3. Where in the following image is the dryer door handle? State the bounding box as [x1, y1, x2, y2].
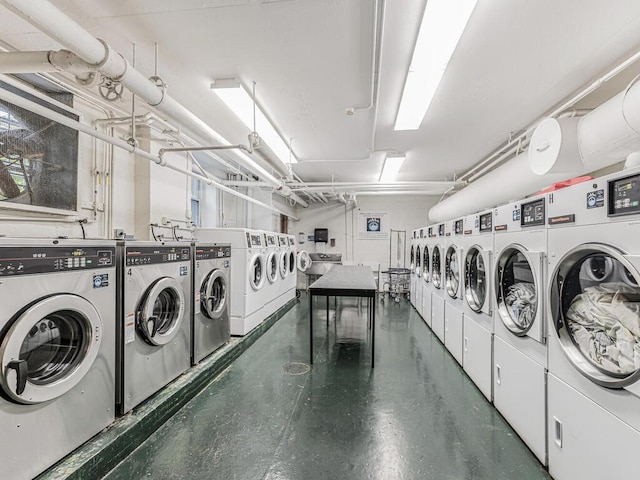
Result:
[7, 359, 27, 395]
[147, 316, 159, 338]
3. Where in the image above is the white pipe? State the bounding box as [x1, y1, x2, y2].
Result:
[0, 0, 309, 207]
[0, 86, 297, 219]
[0, 51, 53, 73]
[428, 153, 571, 223]
[289, 181, 460, 188]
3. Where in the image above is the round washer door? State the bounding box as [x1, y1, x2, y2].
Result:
[422, 246, 430, 283]
[279, 251, 288, 279]
[288, 251, 295, 275]
[137, 277, 186, 346]
[549, 243, 640, 388]
[465, 245, 488, 313]
[445, 245, 461, 298]
[200, 269, 227, 320]
[0, 294, 102, 405]
[266, 252, 278, 284]
[432, 245, 442, 289]
[495, 244, 539, 336]
[415, 246, 422, 277]
[410, 246, 415, 273]
[250, 254, 266, 290]
[297, 251, 311, 272]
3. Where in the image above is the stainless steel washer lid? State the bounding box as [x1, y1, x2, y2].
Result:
[550, 243, 640, 388]
[0, 294, 102, 404]
[200, 268, 227, 320]
[137, 276, 186, 346]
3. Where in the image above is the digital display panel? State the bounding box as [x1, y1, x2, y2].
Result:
[521, 197, 545, 227]
[479, 212, 492, 233]
[250, 234, 262, 246]
[609, 173, 640, 217]
[454, 219, 463, 235]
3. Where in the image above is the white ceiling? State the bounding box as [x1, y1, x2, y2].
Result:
[2, 0, 640, 185]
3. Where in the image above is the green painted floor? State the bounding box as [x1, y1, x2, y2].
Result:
[104, 295, 551, 480]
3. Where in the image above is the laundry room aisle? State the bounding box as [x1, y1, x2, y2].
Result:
[104, 295, 550, 480]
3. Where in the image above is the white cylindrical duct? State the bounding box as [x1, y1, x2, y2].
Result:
[528, 117, 582, 175]
[428, 153, 570, 223]
[0, 51, 54, 73]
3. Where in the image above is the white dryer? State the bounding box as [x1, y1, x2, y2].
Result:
[431, 223, 446, 343]
[117, 241, 191, 414]
[546, 168, 640, 480]
[420, 227, 432, 328]
[461, 210, 494, 401]
[194, 229, 266, 336]
[415, 228, 425, 319]
[492, 193, 548, 464]
[262, 231, 280, 318]
[192, 243, 230, 365]
[284, 235, 297, 302]
[444, 218, 466, 365]
[0, 239, 116, 480]
[410, 230, 418, 308]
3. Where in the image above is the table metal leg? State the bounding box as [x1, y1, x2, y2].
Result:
[371, 294, 375, 368]
[310, 293, 314, 364]
[326, 295, 329, 328]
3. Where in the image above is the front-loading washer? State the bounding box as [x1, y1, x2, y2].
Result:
[461, 209, 494, 401]
[283, 235, 297, 303]
[0, 239, 116, 480]
[431, 223, 446, 343]
[444, 217, 466, 365]
[492, 192, 548, 464]
[416, 228, 425, 319]
[545, 167, 640, 480]
[410, 230, 418, 308]
[262, 231, 280, 318]
[421, 226, 432, 328]
[192, 243, 230, 365]
[116, 241, 191, 414]
[194, 228, 266, 336]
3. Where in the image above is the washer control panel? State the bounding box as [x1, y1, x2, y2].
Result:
[125, 246, 190, 266]
[0, 246, 114, 276]
[609, 172, 640, 217]
[195, 245, 231, 260]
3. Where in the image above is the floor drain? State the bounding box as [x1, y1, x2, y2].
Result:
[282, 362, 310, 375]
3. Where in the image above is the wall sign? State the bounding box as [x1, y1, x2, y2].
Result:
[358, 211, 390, 240]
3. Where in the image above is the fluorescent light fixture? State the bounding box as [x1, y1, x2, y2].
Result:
[379, 154, 405, 182]
[211, 80, 297, 164]
[394, 0, 478, 131]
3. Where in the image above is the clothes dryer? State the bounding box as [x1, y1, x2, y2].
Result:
[444, 218, 466, 365]
[546, 168, 640, 480]
[192, 243, 230, 365]
[282, 235, 297, 304]
[420, 227, 432, 328]
[492, 192, 548, 464]
[415, 228, 425, 319]
[194, 229, 266, 336]
[410, 230, 418, 308]
[0, 239, 116, 480]
[431, 223, 446, 343]
[117, 241, 191, 414]
[462, 210, 494, 401]
[262, 231, 280, 317]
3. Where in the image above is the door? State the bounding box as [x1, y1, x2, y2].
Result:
[279, 251, 288, 279]
[266, 252, 278, 284]
[136, 277, 186, 346]
[422, 245, 430, 283]
[288, 250, 296, 275]
[297, 251, 311, 272]
[415, 245, 422, 277]
[465, 245, 491, 316]
[445, 244, 462, 299]
[495, 243, 545, 343]
[200, 268, 227, 320]
[549, 243, 640, 388]
[0, 294, 102, 404]
[249, 254, 265, 290]
[410, 245, 415, 273]
[432, 245, 442, 290]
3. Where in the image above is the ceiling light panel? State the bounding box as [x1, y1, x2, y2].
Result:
[394, 0, 478, 131]
[379, 154, 405, 182]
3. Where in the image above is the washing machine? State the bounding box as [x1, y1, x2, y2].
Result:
[192, 243, 230, 365]
[545, 167, 640, 480]
[444, 217, 466, 365]
[492, 192, 548, 464]
[462, 209, 494, 401]
[282, 235, 297, 304]
[420, 226, 432, 328]
[194, 229, 266, 336]
[431, 223, 446, 343]
[116, 241, 191, 414]
[410, 230, 418, 308]
[0, 239, 116, 480]
[261, 231, 280, 317]
[416, 228, 425, 318]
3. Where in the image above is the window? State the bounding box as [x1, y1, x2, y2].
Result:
[191, 176, 201, 226]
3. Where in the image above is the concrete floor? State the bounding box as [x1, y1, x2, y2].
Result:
[104, 295, 551, 480]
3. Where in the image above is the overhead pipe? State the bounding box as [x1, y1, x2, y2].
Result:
[0, 0, 309, 207]
[0, 86, 297, 219]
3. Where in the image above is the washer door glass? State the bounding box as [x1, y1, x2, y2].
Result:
[288, 251, 295, 274]
[250, 254, 265, 290]
[445, 245, 460, 299]
[200, 269, 227, 320]
[410, 246, 415, 273]
[415, 246, 422, 276]
[495, 246, 538, 335]
[137, 277, 185, 346]
[266, 252, 278, 283]
[422, 246, 430, 282]
[432, 246, 442, 289]
[550, 244, 640, 386]
[279, 251, 288, 279]
[465, 246, 487, 312]
[0, 294, 102, 404]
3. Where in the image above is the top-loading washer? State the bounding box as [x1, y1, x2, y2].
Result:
[194, 228, 266, 336]
[420, 226, 432, 327]
[410, 230, 418, 308]
[444, 217, 466, 365]
[0, 238, 117, 480]
[192, 243, 230, 365]
[116, 241, 191, 414]
[416, 228, 425, 319]
[545, 168, 640, 480]
[262, 231, 280, 318]
[462, 209, 494, 401]
[492, 192, 548, 464]
[431, 223, 446, 343]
